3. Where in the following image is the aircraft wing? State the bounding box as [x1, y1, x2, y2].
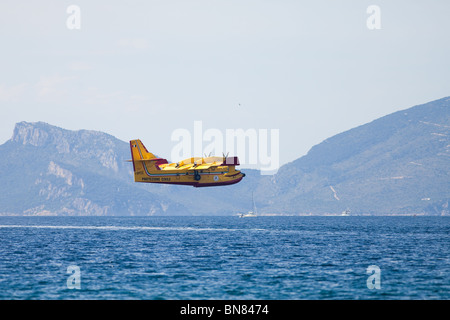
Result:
[189, 162, 223, 170]
[194, 163, 214, 170]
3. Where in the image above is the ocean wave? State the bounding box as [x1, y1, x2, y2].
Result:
[0, 224, 267, 233]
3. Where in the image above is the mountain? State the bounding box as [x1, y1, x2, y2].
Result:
[0, 96, 449, 216]
[0, 122, 187, 216]
[254, 96, 450, 215]
[0, 121, 259, 216]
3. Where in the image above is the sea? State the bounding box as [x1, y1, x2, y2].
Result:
[0, 216, 449, 300]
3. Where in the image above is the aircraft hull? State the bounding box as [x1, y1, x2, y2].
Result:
[137, 175, 244, 188]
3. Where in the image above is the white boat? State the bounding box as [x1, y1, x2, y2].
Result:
[239, 192, 258, 218]
[341, 209, 350, 216]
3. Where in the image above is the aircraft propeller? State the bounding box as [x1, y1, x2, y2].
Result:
[222, 152, 230, 164]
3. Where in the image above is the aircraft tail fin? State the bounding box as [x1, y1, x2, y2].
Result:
[130, 139, 156, 161]
[129, 139, 161, 180]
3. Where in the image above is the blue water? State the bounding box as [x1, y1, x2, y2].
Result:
[0, 216, 449, 300]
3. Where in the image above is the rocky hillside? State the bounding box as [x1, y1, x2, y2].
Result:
[254, 96, 450, 215]
[0, 96, 449, 216]
[0, 122, 187, 216]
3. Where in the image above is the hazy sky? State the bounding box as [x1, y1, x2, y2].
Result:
[1, 0, 449, 170]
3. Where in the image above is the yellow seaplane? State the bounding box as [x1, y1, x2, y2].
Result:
[128, 139, 245, 187]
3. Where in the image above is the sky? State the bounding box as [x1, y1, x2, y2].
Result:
[1, 0, 449, 171]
